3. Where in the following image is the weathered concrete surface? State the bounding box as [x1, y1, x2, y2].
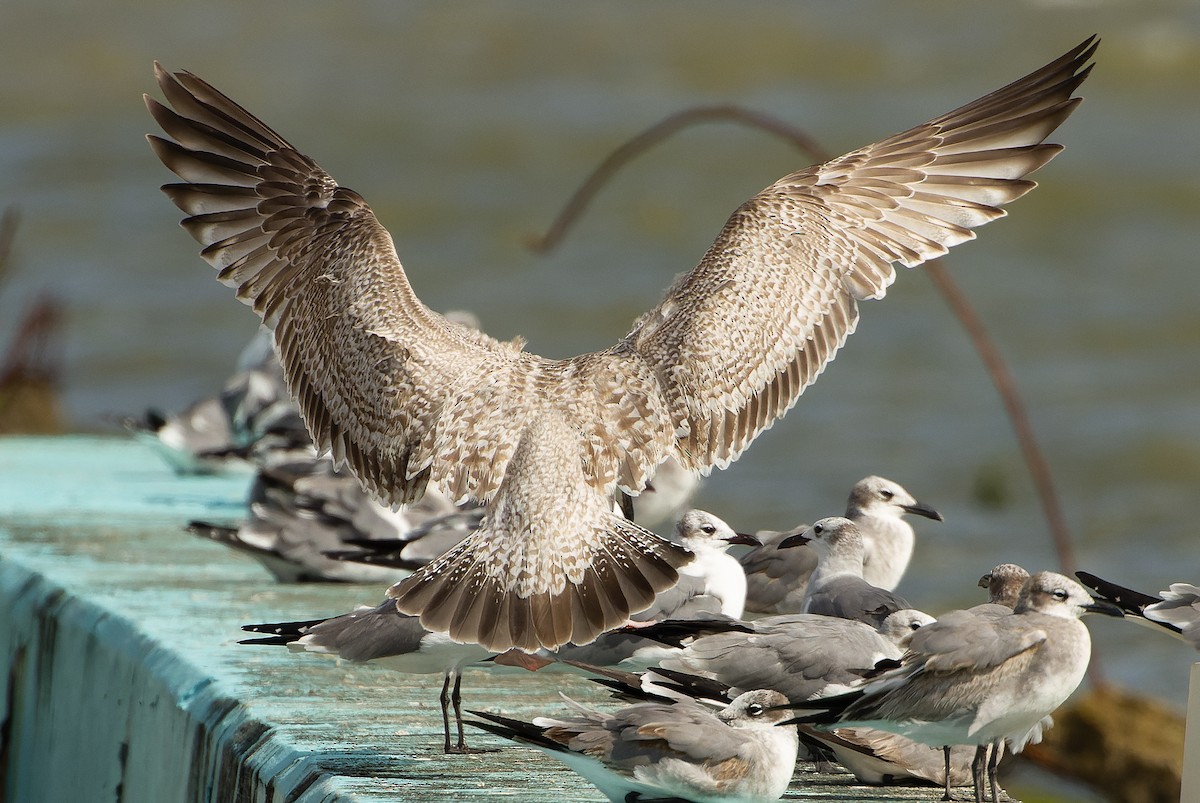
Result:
[0, 435, 964, 802]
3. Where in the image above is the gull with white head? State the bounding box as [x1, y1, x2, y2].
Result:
[781, 571, 1123, 802]
[741, 475, 942, 614]
[469, 689, 798, 803]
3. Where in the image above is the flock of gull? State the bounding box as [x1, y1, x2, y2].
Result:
[130, 34, 1200, 803]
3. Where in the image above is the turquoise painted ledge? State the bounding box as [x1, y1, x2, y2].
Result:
[0, 436, 947, 802]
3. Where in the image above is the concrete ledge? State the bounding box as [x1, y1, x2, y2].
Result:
[0, 436, 970, 802]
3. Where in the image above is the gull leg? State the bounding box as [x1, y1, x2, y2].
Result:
[971, 744, 987, 803]
[943, 745, 954, 801]
[447, 668, 497, 754]
[987, 740, 1003, 802]
[438, 672, 453, 753]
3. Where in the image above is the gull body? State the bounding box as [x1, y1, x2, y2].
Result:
[147, 39, 1095, 651]
[470, 689, 798, 803]
[127, 328, 305, 473]
[741, 476, 942, 615]
[790, 517, 915, 628]
[241, 600, 492, 753]
[787, 571, 1123, 801]
[189, 445, 475, 583]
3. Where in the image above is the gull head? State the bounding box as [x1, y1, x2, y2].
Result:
[675, 509, 760, 553]
[717, 689, 794, 729]
[848, 476, 943, 522]
[1017, 571, 1124, 619]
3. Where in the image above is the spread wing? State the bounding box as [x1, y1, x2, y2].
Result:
[626, 37, 1095, 472]
[145, 37, 1095, 653]
[145, 64, 561, 508]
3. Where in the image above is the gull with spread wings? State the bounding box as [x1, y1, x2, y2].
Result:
[146, 37, 1096, 653]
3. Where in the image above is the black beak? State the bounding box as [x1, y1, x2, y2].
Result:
[901, 501, 943, 522]
[723, 532, 762, 547]
[1084, 599, 1126, 618]
[778, 533, 811, 549]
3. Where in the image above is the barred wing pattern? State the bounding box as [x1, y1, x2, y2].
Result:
[627, 37, 1094, 471]
[147, 37, 1095, 651]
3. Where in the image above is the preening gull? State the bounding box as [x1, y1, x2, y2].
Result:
[146, 38, 1096, 652]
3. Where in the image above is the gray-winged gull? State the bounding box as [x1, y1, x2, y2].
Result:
[742, 476, 942, 615]
[240, 601, 492, 753]
[469, 689, 798, 802]
[781, 571, 1123, 802]
[783, 517, 916, 628]
[188, 446, 475, 583]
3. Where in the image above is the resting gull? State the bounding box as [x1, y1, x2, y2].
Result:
[146, 37, 1096, 652]
[781, 571, 1123, 802]
[742, 475, 942, 615]
[781, 517, 916, 628]
[469, 689, 797, 802]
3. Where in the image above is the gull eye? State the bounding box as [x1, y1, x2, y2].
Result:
[746, 703, 764, 717]
[701, 524, 716, 535]
[910, 621, 923, 631]
[1052, 589, 1069, 601]
[813, 524, 824, 536]
[880, 489, 894, 500]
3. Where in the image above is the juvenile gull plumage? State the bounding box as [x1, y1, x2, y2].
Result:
[145, 38, 1095, 652]
[469, 689, 798, 803]
[974, 562, 1031, 613]
[1077, 571, 1200, 649]
[741, 475, 942, 614]
[552, 509, 759, 668]
[782, 571, 1123, 802]
[241, 601, 492, 753]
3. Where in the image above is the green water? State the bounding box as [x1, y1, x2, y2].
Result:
[1, 0, 1197, 766]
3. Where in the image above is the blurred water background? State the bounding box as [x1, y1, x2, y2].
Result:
[1, 0, 1198, 749]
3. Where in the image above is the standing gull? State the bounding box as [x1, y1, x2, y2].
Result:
[241, 601, 492, 754]
[145, 38, 1096, 652]
[741, 475, 942, 614]
[782, 571, 1123, 802]
[1077, 571, 1200, 648]
[469, 689, 798, 803]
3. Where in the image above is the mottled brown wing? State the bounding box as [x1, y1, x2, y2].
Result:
[387, 410, 688, 652]
[628, 37, 1096, 473]
[145, 64, 523, 506]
